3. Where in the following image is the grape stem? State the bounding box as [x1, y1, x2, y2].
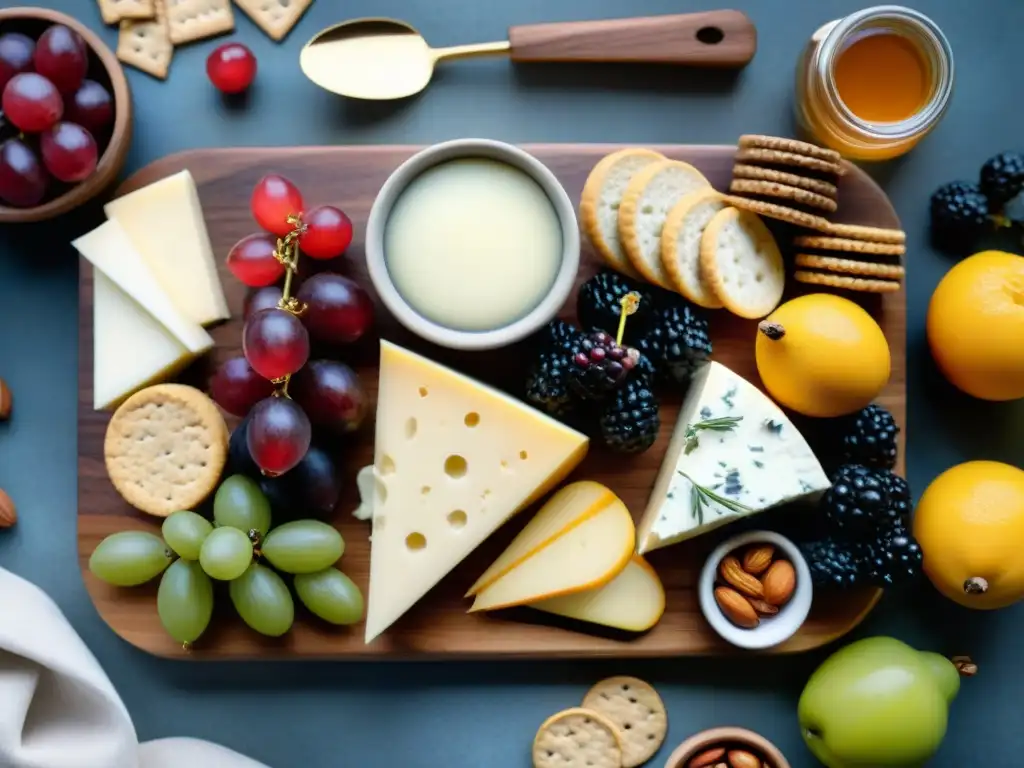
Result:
[270, 214, 308, 401]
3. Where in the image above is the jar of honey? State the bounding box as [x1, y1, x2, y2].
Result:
[795, 5, 954, 161]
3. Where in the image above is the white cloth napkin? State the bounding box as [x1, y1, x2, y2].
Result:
[0, 567, 270, 768]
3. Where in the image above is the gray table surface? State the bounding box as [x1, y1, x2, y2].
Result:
[1, 1, 1023, 766]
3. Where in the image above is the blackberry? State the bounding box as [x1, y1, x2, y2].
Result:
[880, 470, 911, 527]
[929, 181, 990, 252]
[979, 152, 1024, 209]
[635, 302, 713, 385]
[821, 463, 889, 541]
[576, 270, 655, 342]
[856, 528, 923, 587]
[568, 330, 641, 401]
[802, 538, 861, 589]
[525, 349, 576, 418]
[534, 319, 582, 355]
[599, 378, 660, 454]
[840, 404, 899, 469]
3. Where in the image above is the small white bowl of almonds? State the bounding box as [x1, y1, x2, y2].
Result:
[698, 530, 812, 650]
[664, 726, 791, 768]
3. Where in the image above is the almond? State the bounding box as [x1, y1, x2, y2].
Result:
[714, 586, 759, 629]
[763, 559, 796, 606]
[719, 555, 765, 599]
[741, 544, 774, 574]
[0, 488, 16, 529]
[728, 749, 762, 768]
[0, 377, 10, 421]
[688, 747, 726, 768]
[747, 597, 780, 616]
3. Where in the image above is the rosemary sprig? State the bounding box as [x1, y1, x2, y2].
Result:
[683, 415, 743, 455]
[677, 470, 752, 525]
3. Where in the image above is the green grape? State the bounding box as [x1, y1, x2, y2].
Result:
[261, 519, 344, 574]
[198, 526, 253, 581]
[294, 567, 364, 626]
[161, 510, 213, 561]
[229, 563, 294, 637]
[157, 559, 213, 645]
[213, 474, 272, 537]
[89, 531, 175, 586]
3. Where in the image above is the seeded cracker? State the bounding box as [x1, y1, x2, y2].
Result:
[582, 677, 668, 768]
[738, 134, 842, 164]
[735, 147, 844, 177]
[117, 0, 173, 79]
[104, 384, 228, 517]
[792, 235, 906, 257]
[732, 164, 838, 199]
[98, 0, 156, 24]
[167, 0, 235, 45]
[233, 0, 313, 41]
[723, 195, 832, 231]
[533, 708, 623, 768]
[794, 271, 902, 293]
[729, 178, 838, 213]
[795, 254, 906, 279]
[819, 222, 907, 245]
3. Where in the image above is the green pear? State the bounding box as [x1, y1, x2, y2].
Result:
[798, 636, 969, 767]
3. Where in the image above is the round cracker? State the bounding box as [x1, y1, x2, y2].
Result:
[582, 677, 667, 768]
[722, 196, 832, 231]
[792, 235, 906, 256]
[729, 178, 838, 213]
[659, 188, 727, 308]
[738, 134, 842, 163]
[732, 164, 838, 198]
[795, 254, 905, 278]
[533, 708, 623, 768]
[793, 271, 902, 293]
[734, 147, 843, 176]
[818, 222, 907, 244]
[700, 207, 785, 319]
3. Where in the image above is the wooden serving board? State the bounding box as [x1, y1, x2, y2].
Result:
[77, 144, 900, 660]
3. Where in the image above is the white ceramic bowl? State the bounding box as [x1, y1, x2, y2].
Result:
[698, 530, 813, 650]
[364, 138, 580, 351]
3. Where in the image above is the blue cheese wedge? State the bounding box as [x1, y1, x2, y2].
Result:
[636, 361, 830, 554]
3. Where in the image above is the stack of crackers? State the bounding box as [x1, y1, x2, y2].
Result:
[98, 0, 313, 79]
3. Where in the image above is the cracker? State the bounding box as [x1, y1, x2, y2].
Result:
[700, 206, 785, 319]
[738, 134, 842, 164]
[729, 178, 838, 213]
[533, 708, 623, 768]
[167, 0, 234, 44]
[659, 187, 727, 308]
[819, 222, 907, 244]
[795, 254, 906, 279]
[582, 677, 667, 768]
[794, 271, 902, 293]
[234, 0, 313, 41]
[104, 384, 228, 517]
[734, 147, 843, 176]
[732, 164, 838, 199]
[117, 0, 173, 79]
[723, 196, 831, 231]
[98, 0, 156, 24]
[792, 235, 906, 256]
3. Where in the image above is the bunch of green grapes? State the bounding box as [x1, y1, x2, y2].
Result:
[88, 474, 364, 646]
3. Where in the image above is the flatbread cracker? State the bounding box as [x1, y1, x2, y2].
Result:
[234, 0, 313, 41]
[117, 0, 173, 79]
[582, 677, 667, 768]
[729, 178, 838, 213]
[795, 254, 905, 278]
[98, 0, 156, 24]
[167, 0, 234, 44]
[794, 271, 902, 293]
[533, 708, 623, 768]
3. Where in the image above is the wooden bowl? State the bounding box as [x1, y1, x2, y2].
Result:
[0, 6, 132, 223]
[664, 726, 792, 768]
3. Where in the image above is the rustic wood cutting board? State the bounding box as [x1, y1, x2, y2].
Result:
[77, 144, 900, 659]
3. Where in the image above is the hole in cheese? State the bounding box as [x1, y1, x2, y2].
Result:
[464, 412, 480, 427]
[405, 417, 417, 439]
[405, 532, 426, 550]
[380, 455, 396, 475]
[447, 510, 467, 529]
[444, 455, 468, 479]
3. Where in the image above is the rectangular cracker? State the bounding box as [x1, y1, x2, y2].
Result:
[98, 0, 156, 25]
[234, 0, 313, 41]
[167, 0, 235, 45]
[117, 0, 173, 80]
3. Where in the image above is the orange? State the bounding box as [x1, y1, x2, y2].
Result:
[927, 250, 1024, 401]
[755, 293, 890, 417]
[913, 460, 1024, 610]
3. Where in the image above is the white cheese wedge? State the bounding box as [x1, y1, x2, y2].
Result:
[364, 342, 589, 643]
[530, 555, 665, 632]
[73, 220, 213, 354]
[637, 361, 830, 554]
[468, 481, 634, 612]
[105, 170, 229, 326]
[92, 272, 205, 410]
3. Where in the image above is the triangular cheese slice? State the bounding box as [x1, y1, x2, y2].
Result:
[364, 341, 589, 643]
[637, 361, 830, 554]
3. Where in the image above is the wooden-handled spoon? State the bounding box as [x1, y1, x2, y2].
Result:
[301, 11, 757, 100]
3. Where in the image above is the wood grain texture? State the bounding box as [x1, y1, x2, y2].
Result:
[508, 11, 756, 67]
[77, 144, 901, 660]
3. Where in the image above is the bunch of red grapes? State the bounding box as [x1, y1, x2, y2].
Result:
[0, 24, 114, 207]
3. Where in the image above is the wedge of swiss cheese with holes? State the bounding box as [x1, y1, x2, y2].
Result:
[364, 341, 589, 643]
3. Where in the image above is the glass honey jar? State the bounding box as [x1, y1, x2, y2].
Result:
[795, 5, 954, 161]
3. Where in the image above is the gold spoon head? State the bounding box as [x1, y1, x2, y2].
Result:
[300, 17, 436, 101]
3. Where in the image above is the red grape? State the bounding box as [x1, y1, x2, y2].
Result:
[0, 33, 35, 92]
[34, 25, 87, 95]
[206, 42, 257, 94]
[247, 396, 311, 475]
[251, 174, 304, 236]
[291, 360, 367, 435]
[243, 308, 310, 381]
[40, 122, 97, 182]
[295, 273, 374, 345]
[299, 205, 353, 260]
[3, 73, 63, 132]
[65, 80, 114, 134]
[209, 356, 274, 417]
[0, 138, 46, 208]
[244, 285, 283, 320]
[227, 232, 285, 287]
